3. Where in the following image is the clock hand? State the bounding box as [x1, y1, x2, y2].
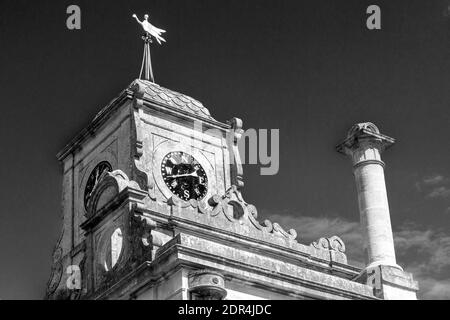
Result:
[167, 172, 198, 179]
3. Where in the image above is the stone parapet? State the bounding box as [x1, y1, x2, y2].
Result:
[356, 265, 418, 300]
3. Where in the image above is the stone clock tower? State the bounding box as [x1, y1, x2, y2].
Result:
[45, 78, 419, 300]
[46, 16, 418, 299]
[45, 78, 246, 299]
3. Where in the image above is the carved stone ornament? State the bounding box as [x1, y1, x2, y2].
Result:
[94, 210, 157, 293]
[312, 235, 346, 253]
[46, 261, 63, 297]
[228, 118, 245, 190]
[169, 185, 298, 242]
[129, 210, 157, 266]
[80, 170, 158, 296]
[45, 246, 64, 298]
[311, 235, 347, 264]
[188, 269, 227, 300]
[130, 101, 155, 199]
[85, 170, 145, 219]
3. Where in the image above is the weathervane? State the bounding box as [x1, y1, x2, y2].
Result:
[132, 13, 166, 83]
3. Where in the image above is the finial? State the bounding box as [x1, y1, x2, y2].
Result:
[132, 13, 167, 83]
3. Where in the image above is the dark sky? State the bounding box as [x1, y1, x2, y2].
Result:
[1, 0, 449, 299]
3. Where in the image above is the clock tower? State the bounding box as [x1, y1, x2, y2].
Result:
[46, 79, 418, 301]
[45, 78, 246, 299]
[46, 14, 418, 300]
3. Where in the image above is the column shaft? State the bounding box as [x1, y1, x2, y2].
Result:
[354, 162, 396, 268]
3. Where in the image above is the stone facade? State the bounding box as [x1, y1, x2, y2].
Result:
[45, 80, 418, 300]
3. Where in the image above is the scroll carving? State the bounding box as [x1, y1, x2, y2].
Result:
[228, 118, 245, 190]
[131, 97, 156, 200]
[129, 208, 157, 266]
[312, 235, 346, 253]
[311, 236, 347, 264]
[169, 185, 298, 242]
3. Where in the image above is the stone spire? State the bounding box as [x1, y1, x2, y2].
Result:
[337, 122, 400, 270]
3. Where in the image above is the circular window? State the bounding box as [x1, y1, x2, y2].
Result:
[102, 228, 123, 272]
[84, 161, 112, 210]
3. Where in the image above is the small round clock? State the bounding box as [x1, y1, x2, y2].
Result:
[84, 161, 112, 210]
[161, 151, 208, 201]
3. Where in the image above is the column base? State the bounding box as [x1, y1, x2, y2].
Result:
[356, 265, 419, 300]
[365, 260, 403, 272]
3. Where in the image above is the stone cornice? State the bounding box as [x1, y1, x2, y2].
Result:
[163, 218, 361, 278]
[353, 159, 386, 169]
[165, 233, 374, 299]
[336, 127, 395, 155]
[161, 186, 361, 276]
[134, 234, 375, 300]
[90, 233, 376, 300]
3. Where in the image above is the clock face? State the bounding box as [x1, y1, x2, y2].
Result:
[84, 161, 112, 210]
[161, 152, 208, 201]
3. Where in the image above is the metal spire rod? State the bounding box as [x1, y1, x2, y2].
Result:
[139, 34, 155, 82]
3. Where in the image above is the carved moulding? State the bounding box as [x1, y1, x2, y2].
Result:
[129, 207, 157, 266]
[44, 247, 63, 299]
[188, 269, 227, 300]
[81, 170, 157, 298]
[311, 236, 347, 265]
[168, 185, 297, 242]
[226, 118, 245, 190]
[93, 210, 156, 295]
[85, 170, 144, 218]
[130, 96, 157, 200]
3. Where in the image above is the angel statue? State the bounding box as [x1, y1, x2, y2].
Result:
[132, 14, 166, 45]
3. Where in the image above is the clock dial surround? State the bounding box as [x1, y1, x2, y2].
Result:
[161, 151, 208, 201]
[84, 161, 112, 210]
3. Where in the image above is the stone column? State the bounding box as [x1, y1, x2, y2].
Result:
[337, 123, 418, 300]
[337, 122, 400, 270]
